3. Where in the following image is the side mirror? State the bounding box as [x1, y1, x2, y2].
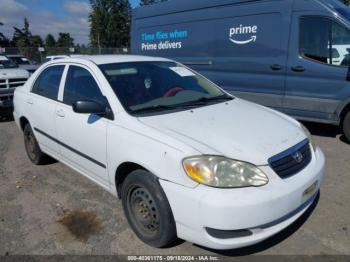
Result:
[72, 100, 107, 116]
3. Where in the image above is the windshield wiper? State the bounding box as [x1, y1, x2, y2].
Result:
[180, 94, 234, 107]
[131, 95, 233, 114]
[131, 104, 178, 114]
[199, 94, 233, 102]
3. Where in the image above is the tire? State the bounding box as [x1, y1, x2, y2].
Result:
[343, 110, 350, 142]
[121, 170, 177, 248]
[23, 124, 49, 165]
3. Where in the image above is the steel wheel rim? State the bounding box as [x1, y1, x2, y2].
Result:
[127, 185, 160, 236]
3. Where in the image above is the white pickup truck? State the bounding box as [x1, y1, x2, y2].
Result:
[0, 56, 29, 108]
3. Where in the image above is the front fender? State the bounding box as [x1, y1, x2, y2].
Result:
[106, 118, 200, 191]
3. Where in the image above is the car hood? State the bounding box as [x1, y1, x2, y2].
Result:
[18, 64, 39, 72]
[138, 99, 306, 165]
[0, 69, 29, 79]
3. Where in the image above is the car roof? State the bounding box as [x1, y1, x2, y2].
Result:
[133, 0, 277, 19]
[7, 55, 23, 57]
[51, 55, 172, 65]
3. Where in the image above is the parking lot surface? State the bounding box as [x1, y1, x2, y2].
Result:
[0, 109, 349, 256]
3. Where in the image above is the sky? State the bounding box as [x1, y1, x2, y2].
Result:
[0, 0, 140, 45]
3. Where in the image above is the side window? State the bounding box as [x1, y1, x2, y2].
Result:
[63, 65, 105, 106]
[300, 17, 350, 66]
[32, 65, 65, 100]
[332, 48, 340, 59]
[333, 23, 350, 66]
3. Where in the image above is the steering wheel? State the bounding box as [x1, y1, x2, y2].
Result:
[163, 87, 184, 97]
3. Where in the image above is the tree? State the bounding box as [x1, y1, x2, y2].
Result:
[0, 22, 5, 41]
[89, 0, 131, 49]
[140, 0, 167, 6]
[108, 0, 131, 47]
[56, 32, 74, 47]
[12, 19, 44, 49]
[45, 34, 56, 47]
[0, 21, 10, 47]
[31, 35, 43, 47]
[11, 18, 34, 56]
[12, 18, 32, 49]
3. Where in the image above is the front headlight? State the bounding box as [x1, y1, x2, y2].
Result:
[301, 124, 316, 151]
[183, 156, 269, 188]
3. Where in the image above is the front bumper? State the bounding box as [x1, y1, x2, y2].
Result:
[160, 147, 326, 250]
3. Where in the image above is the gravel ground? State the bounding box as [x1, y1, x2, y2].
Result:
[0, 108, 349, 256]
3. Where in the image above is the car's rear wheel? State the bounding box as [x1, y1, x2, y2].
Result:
[23, 124, 49, 165]
[121, 170, 177, 248]
[343, 110, 350, 142]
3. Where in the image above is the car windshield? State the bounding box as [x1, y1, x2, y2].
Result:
[0, 58, 18, 69]
[9, 56, 30, 65]
[99, 61, 231, 115]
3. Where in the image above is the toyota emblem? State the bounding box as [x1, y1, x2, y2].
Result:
[292, 151, 303, 163]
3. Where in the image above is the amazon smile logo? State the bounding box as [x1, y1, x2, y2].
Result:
[229, 24, 258, 45]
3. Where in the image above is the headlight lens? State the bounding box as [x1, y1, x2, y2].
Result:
[183, 156, 269, 188]
[301, 124, 316, 151]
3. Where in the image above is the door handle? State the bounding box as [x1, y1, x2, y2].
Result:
[291, 66, 305, 72]
[270, 64, 282, 71]
[26, 98, 33, 105]
[56, 110, 65, 118]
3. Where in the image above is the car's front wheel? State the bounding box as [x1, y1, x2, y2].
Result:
[23, 124, 50, 165]
[121, 170, 177, 248]
[343, 110, 350, 142]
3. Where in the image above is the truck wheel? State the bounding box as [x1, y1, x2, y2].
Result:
[343, 110, 350, 142]
[23, 124, 49, 165]
[121, 170, 177, 248]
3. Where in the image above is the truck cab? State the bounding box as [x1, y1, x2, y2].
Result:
[0, 56, 29, 108]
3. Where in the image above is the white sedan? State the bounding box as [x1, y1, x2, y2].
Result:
[13, 55, 325, 250]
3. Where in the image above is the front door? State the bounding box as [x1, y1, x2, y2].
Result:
[55, 64, 109, 186]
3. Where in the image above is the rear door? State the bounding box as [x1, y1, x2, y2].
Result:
[29, 65, 65, 156]
[55, 64, 110, 186]
[284, 13, 350, 122]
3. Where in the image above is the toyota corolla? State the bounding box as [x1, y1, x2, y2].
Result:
[13, 55, 325, 250]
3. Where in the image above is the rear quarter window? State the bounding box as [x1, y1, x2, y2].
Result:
[332, 48, 340, 59]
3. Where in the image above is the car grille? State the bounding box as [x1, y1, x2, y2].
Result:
[0, 95, 13, 101]
[268, 139, 312, 179]
[0, 78, 28, 89]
